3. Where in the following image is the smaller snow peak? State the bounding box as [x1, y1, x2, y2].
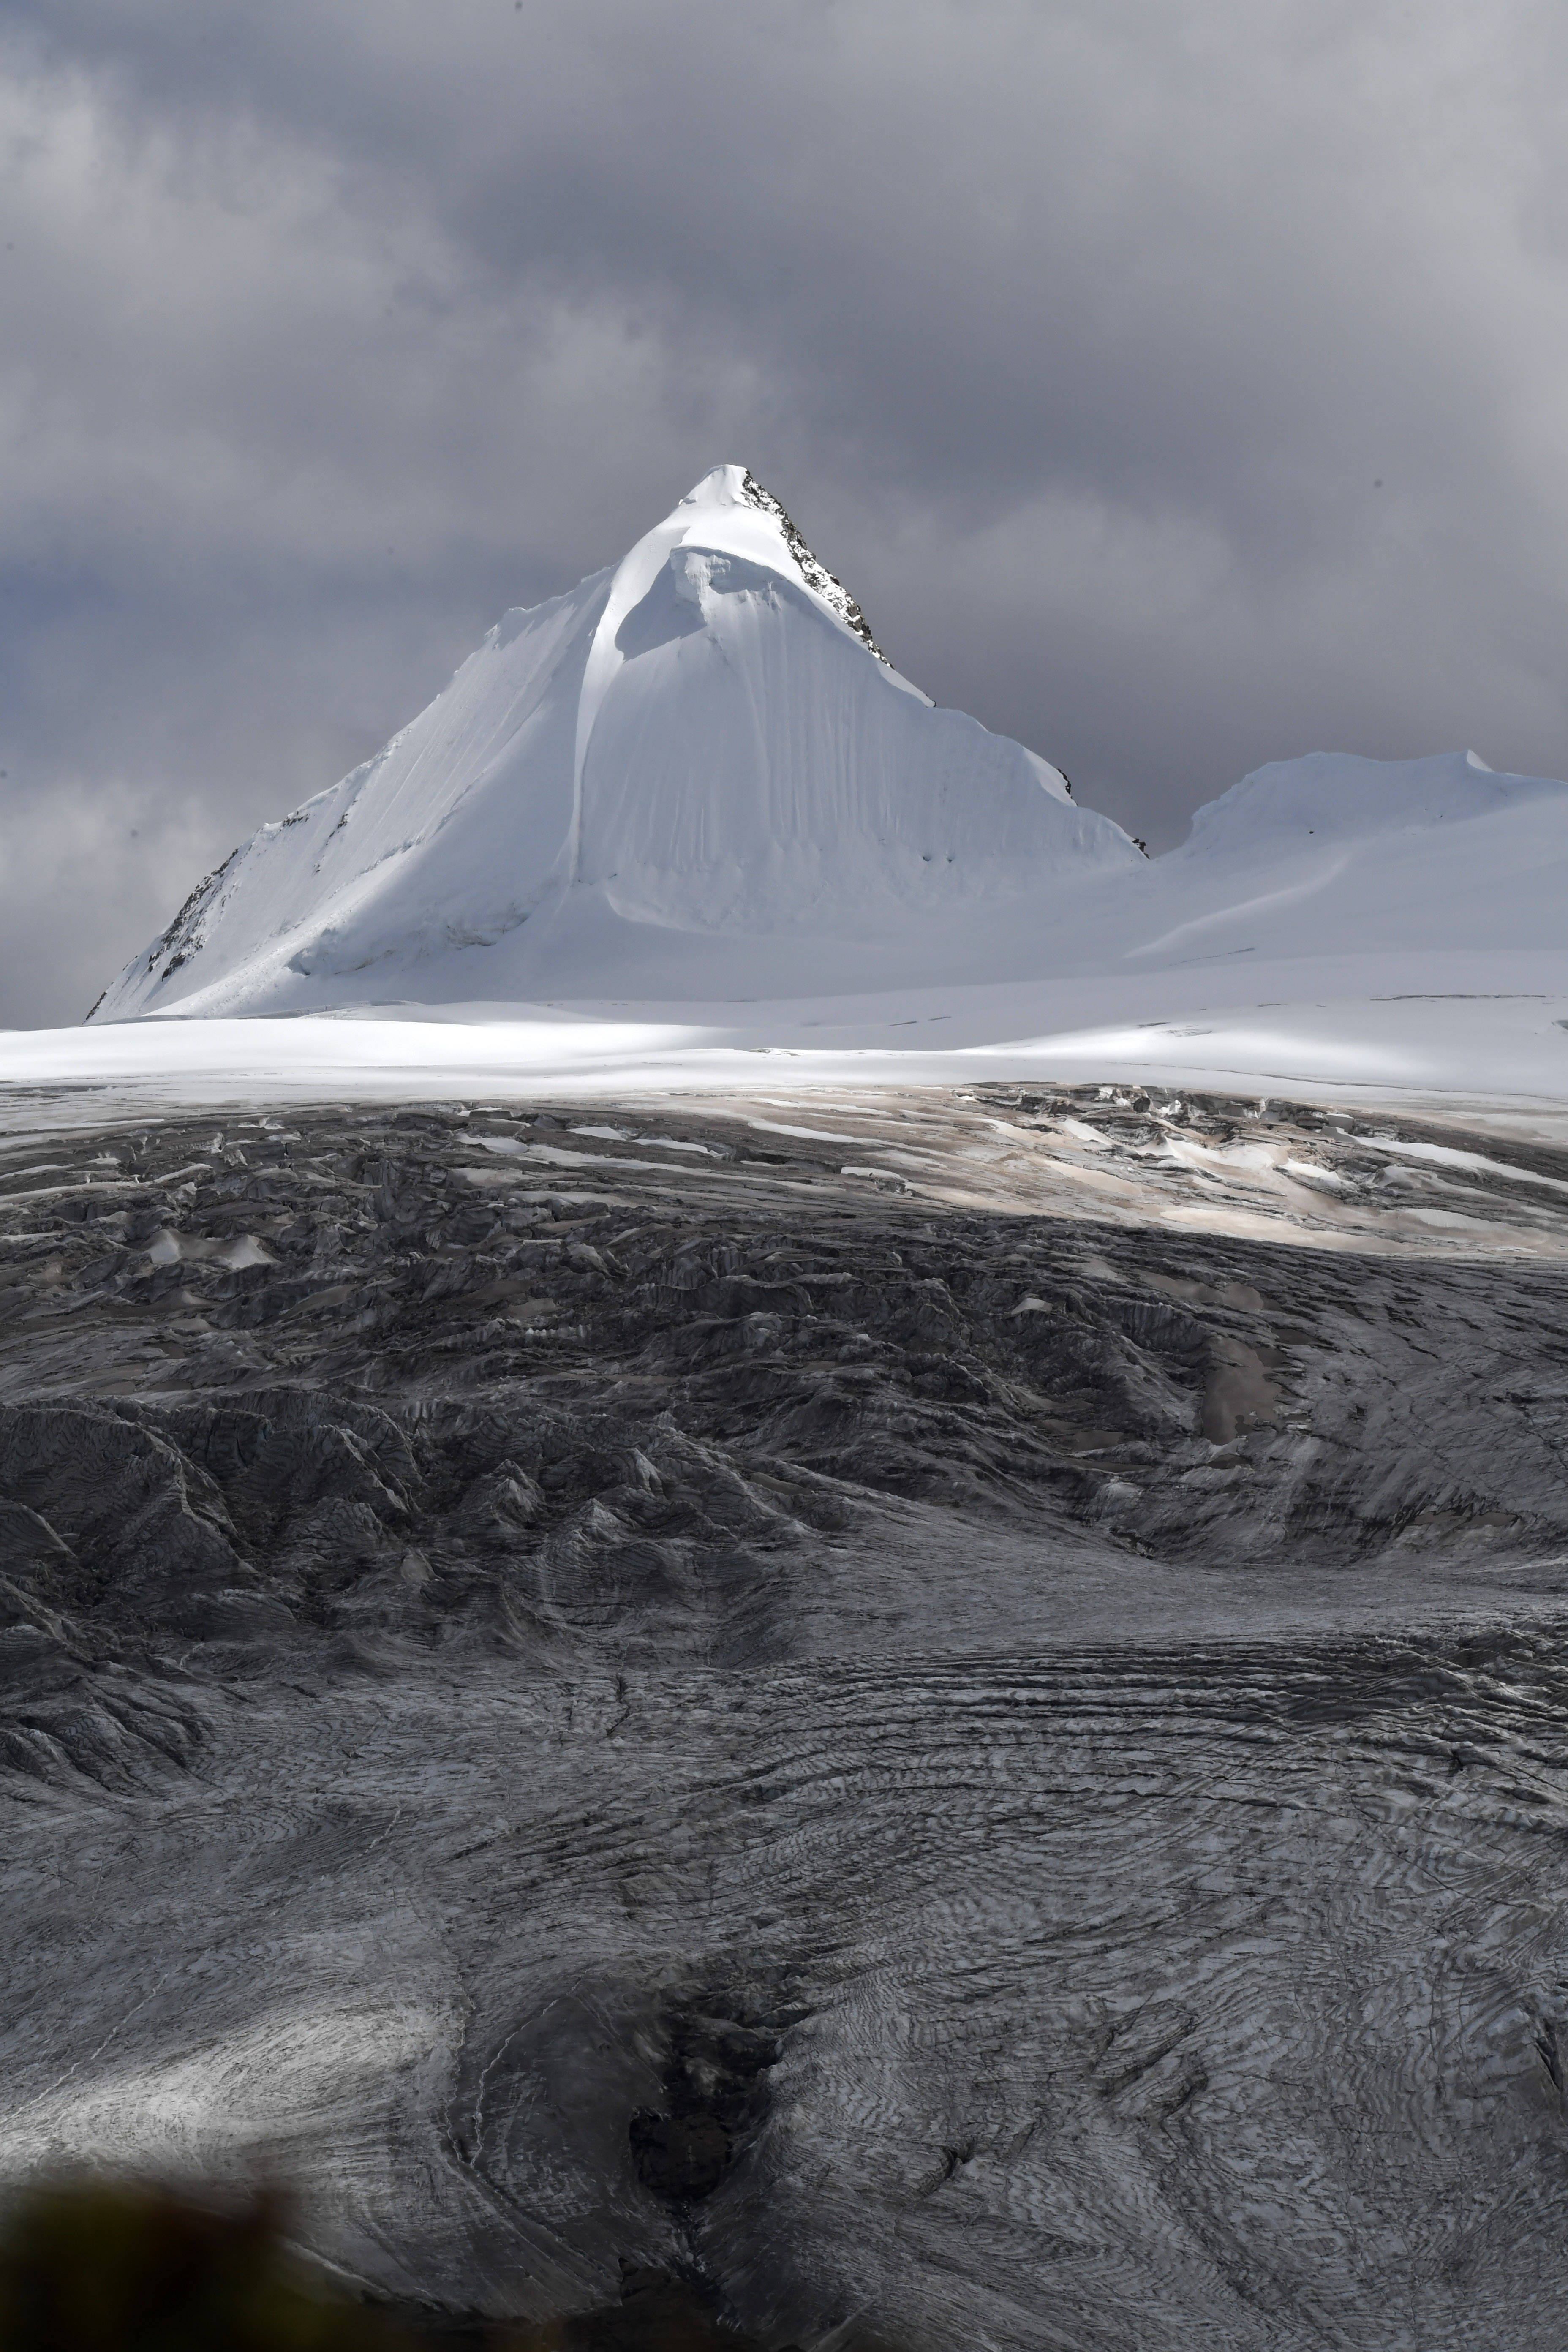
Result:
[738, 469, 889, 664]
[1181, 746, 1568, 864]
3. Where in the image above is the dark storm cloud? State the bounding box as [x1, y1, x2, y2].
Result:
[3, 0, 1567, 1021]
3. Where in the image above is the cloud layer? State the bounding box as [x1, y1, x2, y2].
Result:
[4, 0, 1567, 1022]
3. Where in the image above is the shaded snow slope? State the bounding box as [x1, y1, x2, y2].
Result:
[92, 466, 1139, 1021]
[1119, 749, 1568, 967]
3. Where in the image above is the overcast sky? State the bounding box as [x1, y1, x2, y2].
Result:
[3, 0, 1568, 1024]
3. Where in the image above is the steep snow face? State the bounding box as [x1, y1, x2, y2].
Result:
[93, 466, 1141, 1021]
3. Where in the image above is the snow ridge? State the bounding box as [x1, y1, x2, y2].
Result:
[136, 850, 243, 990]
[739, 470, 888, 664]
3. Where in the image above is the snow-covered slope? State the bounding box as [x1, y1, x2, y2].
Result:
[91, 466, 1141, 1021]
[1118, 748, 1568, 966]
[85, 453, 1568, 1068]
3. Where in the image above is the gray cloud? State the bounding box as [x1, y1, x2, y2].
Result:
[3, 0, 1568, 1021]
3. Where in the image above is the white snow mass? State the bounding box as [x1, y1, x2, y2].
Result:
[90, 465, 1139, 1022]
[53, 467, 1568, 1115]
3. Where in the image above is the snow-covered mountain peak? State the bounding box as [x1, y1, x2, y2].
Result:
[735, 469, 888, 662]
[607, 463, 889, 664]
[90, 472, 1138, 1021]
[675, 461, 749, 510]
[1180, 749, 1568, 862]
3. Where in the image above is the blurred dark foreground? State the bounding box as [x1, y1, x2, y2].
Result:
[0, 2183, 765, 2352]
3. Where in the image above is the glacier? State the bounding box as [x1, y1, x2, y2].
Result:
[6, 467, 1568, 2352]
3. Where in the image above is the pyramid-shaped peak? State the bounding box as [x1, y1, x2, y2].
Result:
[89, 463, 1141, 1023]
[663, 463, 887, 662]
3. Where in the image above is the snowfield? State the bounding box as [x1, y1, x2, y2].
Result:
[5, 956, 1568, 1137]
